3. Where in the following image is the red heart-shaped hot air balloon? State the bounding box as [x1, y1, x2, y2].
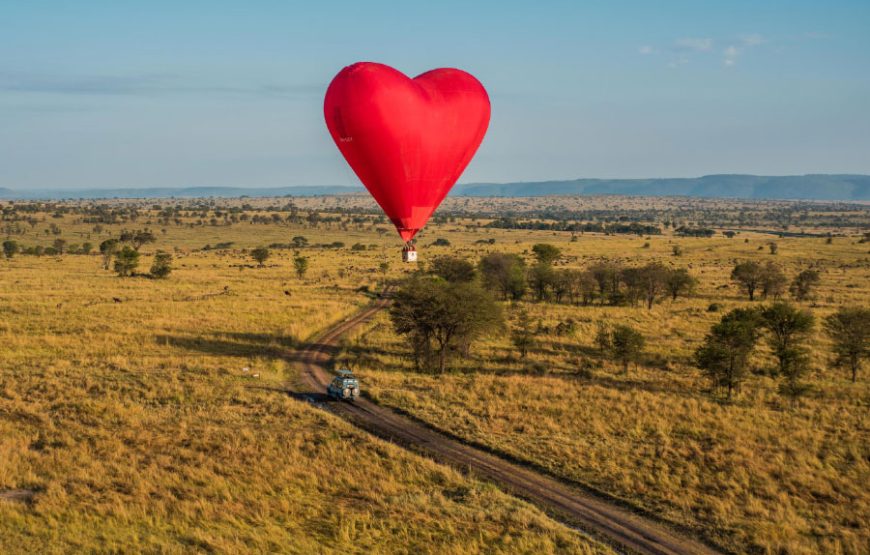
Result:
[324, 62, 490, 243]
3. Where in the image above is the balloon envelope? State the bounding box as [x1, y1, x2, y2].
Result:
[324, 62, 490, 242]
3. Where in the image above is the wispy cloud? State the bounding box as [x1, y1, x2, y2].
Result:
[723, 45, 740, 66]
[639, 33, 769, 69]
[674, 37, 713, 52]
[722, 34, 765, 66]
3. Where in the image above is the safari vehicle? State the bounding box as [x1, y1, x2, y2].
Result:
[326, 369, 360, 401]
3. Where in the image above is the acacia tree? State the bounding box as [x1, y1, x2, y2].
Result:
[528, 263, 555, 301]
[2, 240, 19, 259]
[479, 253, 526, 300]
[293, 255, 309, 279]
[99, 238, 120, 270]
[624, 263, 669, 309]
[531, 243, 561, 265]
[694, 308, 762, 400]
[429, 256, 475, 283]
[114, 246, 140, 277]
[790, 269, 821, 302]
[150, 251, 172, 278]
[760, 262, 787, 300]
[390, 277, 503, 372]
[251, 247, 270, 267]
[731, 261, 763, 301]
[589, 262, 624, 305]
[824, 307, 870, 383]
[761, 302, 815, 400]
[665, 268, 698, 301]
[610, 325, 645, 373]
[511, 309, 535, 359]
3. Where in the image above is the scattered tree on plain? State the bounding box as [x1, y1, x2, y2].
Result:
[390, 276, 503, 372]
[665, 268, 698, 301]
[511, 309, 535, 359]
[790, 269, 820, 302]
[150, 251, 172, 279]
[824, 307, 870, 383]
[731, 261, 764, 301]
[623, 263, 669, 309]
[2, 240, 19, 258]
[99, 238, 120, 270]
[761, 302, 815, 400]
[251, 247, 270, 267]
[528, 263, 555, 301]
[293, 255, 309, 279]
[429, 256, 475, 283]
[531, 243, 561, 265]
[479, 253, 527, 300]
[760, 262, 787, 300]
[114, 246, 140, 277]
[695, 308, 762, 400]
[599, 324, 645, 373]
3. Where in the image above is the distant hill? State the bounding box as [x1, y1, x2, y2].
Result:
[1, 175, 868, 201]
[453, 174, 870, 201]
[0, 185, 363, 200]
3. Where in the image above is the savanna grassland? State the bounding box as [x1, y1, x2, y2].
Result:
[0, 199, 609, 554]
[1, 195, 867, 554]
[344, 222, 870, 554]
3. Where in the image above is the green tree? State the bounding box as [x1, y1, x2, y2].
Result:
[694, 308, 762, 400]
[2, 240, 19, 259]
[511, 309, 535, 359]
[610, 325, 645, 373]
[790, 269, 821, 302]
[824, 307, 870, 383]
[251, 247, 270, 267]
[761, 302, 815, 400]
[114, 246, 140, 277]
[99, 238, 120, 270]
[528, 263, 555, 301]
[291, 236, 308, 248]
[589, 261, 624, 305]
[531, 243, 561, 265]
[390, 277, 503, 372]
[731, 261, 764, 301]
[429, 256, 476, 283]
[623, 263, 669, 309]
[293, 255, 309, 279]
[760, 262, 787, 300]
[665, 268, 698, 301]
[479, 253, 526, 300]
[52, 238, 67, 254]
[150, 251, 172, 279]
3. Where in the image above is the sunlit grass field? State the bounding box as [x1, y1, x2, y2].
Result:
[1, 198, 867, 553]
[346, 227, 870, 554]
[0, 211, 608, 553]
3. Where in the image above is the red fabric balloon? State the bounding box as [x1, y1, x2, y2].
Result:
[324, 62, 490, 242]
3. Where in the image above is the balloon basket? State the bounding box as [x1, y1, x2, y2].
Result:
[401, 244, 417, 263]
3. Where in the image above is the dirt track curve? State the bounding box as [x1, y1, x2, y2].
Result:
[293, 295, 722, 555]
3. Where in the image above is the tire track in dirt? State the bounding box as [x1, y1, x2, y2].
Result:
[292, 295, 722, 555]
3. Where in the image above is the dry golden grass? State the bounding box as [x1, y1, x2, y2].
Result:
[1, 199, 867, 553]
[0, 214, 608, 553]
[344, 226, 870, 555]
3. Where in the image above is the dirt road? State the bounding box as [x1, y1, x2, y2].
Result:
[294, 296, 722, 555]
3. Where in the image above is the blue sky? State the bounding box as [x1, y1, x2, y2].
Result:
[1, 0, 869, 190]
